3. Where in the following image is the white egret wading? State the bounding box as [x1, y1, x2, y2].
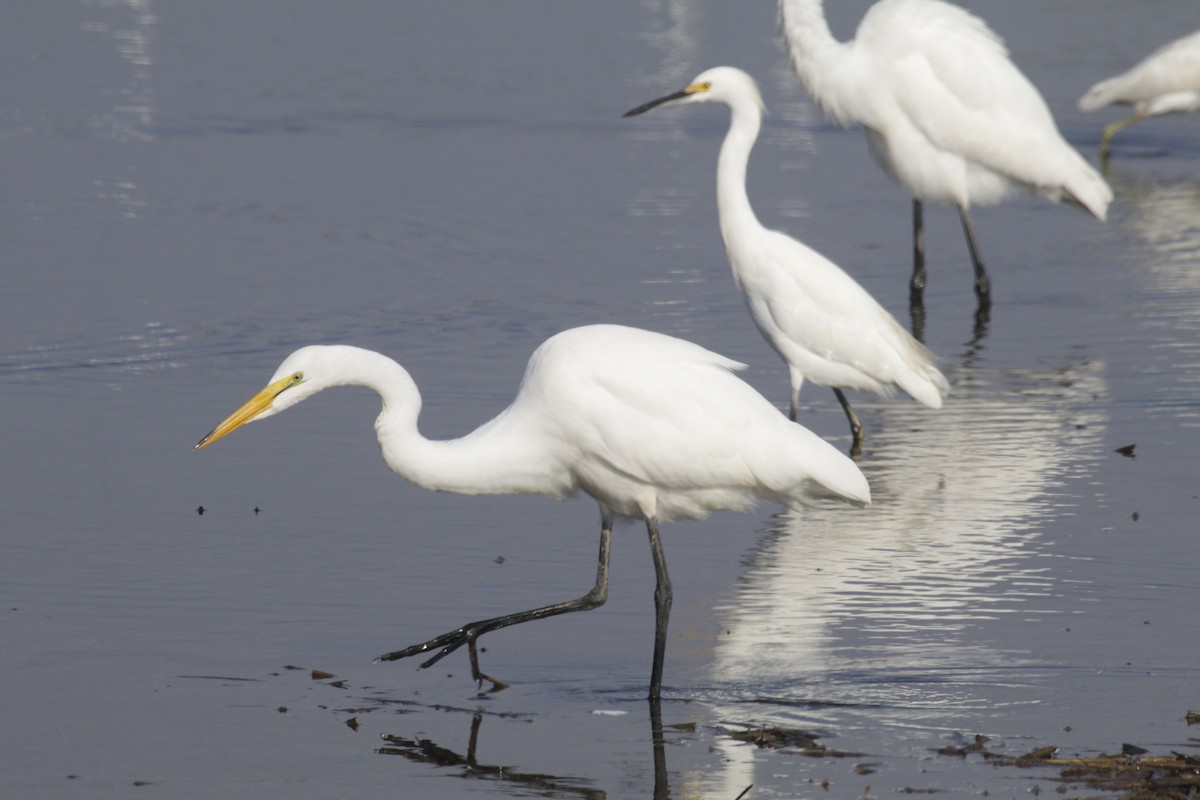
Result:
[624, 67, 949, 458]
[1078, 28, 1200, 162]
[778, 0, 1113, 312]
[195, 324, 870, 699]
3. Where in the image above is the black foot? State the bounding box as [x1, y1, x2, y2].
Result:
[376, 624, 475, 668]
[377, 623, 509, 692]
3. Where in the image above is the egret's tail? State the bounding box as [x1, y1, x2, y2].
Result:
[900, 365, 951, 410]
[786, 424, 872, 507]
[1065, 160, 1114, 221]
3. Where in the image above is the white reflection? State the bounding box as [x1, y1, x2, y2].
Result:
[83, 0, 155, 218]
[1107, 166, 1200, 427]
[1109, 166, 1200, 266]
[625, 1, 704, 222]
[0, 321, 191, 384]
[711, 356, 1107, 703]
[635, 0, 702, 90]
[83, 0, 155, 142]
[676, 357, 1108, 797]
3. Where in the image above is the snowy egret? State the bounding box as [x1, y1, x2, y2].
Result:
[624, 66, 949, 458]
[194, 324, 870, 699]
[778, 0, 1113, 311]
[1078, 29, 1200, 162]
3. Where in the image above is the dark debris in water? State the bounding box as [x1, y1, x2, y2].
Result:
[1038, 752, 1200, 798]
[1116, 443, 1137, 458]
[722, 725, 861, 757]
[934, 734, 1200, 798]
[936, 733, 993, 757]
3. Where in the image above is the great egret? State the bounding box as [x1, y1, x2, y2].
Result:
[778, 0, 1113, 312]
[1078, 28, 1200, 162]
[194, 324, 870, 699]
[624, 66, 949, 458]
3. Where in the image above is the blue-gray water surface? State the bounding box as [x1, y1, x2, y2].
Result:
[3, 1, 1199, 798]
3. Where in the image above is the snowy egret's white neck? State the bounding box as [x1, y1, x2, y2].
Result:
[778, 0, 857, 126]
[779, 0, 835, 54]
[715, 85, 766, 261]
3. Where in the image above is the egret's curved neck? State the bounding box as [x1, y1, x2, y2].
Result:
[779, 0, 856, 124]
[779, 0, 838, 57]
[364, 355, 562, 497]
[717, 94, 765, 257]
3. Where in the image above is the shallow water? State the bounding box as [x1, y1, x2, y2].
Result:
[3, 1, 1200, 798]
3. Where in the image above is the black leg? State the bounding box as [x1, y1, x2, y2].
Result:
[910, 198, 927, 340]
[833, 387, 863, 459]
[787, 369, 803, 422]
[958, 205, 991, 311]
[646, 518, 672, 701]
[377, 520, 613, 689]
[649, 696, 669, 800]
[911, 197, 926, 295]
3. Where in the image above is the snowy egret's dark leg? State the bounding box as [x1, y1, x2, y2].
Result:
[959, 206, 991, 311]
[909, 199, 928, 340]
[911, 198, 927, 297]
[833, 388, 864, 459]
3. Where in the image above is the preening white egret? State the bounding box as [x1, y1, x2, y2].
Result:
[778, 0, 1113, 311]
[194, 324, 870, 699]
[624, 66, 949, 458]
[1078, 28, 1200, 161]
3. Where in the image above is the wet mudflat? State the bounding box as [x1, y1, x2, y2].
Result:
[2, 1, 1199, 798]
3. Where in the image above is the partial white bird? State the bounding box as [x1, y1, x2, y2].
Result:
[194, 324, 870, 700]
[778, 0, 1113, 312]
[624, 66, 949, 458]
[1078, 28, 1200, 161]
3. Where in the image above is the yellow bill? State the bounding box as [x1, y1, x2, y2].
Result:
[194, 373, 297, 450]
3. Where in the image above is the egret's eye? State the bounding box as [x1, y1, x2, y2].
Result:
[291, 371, 304, 383]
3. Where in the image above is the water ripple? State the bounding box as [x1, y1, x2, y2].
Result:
[709, 356, 1108, 723]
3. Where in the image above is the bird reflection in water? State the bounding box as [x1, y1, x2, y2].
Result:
[1102, 165, 1200, 422]
[377, 698, 687, 800]
[711, 354, 1108, 722]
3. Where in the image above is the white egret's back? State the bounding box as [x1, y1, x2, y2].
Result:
[518, 325, 870, 522]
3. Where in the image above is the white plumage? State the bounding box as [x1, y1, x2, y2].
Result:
[778, 0, 1113, 309]
[195, 323, 869, 698]
[1078, 28, 1200, 160]
[624, 66, 949, 457]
